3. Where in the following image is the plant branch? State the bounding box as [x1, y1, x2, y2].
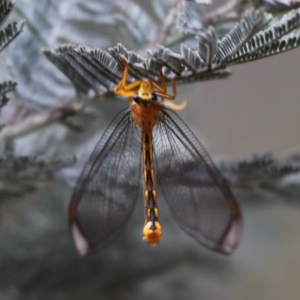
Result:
[0, 92, 112, 150]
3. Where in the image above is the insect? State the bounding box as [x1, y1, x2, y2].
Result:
[69, 57, 242, 256]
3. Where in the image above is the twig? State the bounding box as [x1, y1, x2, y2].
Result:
[0, 92, 112, 152]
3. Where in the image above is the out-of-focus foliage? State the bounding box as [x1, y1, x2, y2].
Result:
[0, 0, 24, 115]
[221, 153, 300, 184]
[0, 147, 76, 196]
[0, 1, 300, 299]
[0, 0, 24, 53]
[0, 80, 16, 109]
[252, 0, 300, 13]
[220, 153, 300, 208]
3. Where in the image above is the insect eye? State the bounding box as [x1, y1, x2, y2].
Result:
[133, 95, 140, 103]
[151, 94, 157, 101]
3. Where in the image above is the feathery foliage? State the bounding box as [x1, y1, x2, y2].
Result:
[0, 153, 76, 195]
[0, 80, 16, 108]
[0, 19, 24, 53]
[0, 0, 14, 26]
[44, 7, 300, 96]
[253, 0, 300, 13]
[0, 0, 24, 115]
[220, 153, 300, 184]
[220, 153, 300, 208]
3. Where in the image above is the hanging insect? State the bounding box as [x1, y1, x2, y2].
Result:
[69, 56, 242, 256]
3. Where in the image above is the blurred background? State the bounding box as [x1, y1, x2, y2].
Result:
[0, 0, 300, 299]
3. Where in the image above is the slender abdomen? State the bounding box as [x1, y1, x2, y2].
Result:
[142, 131, 162, 245]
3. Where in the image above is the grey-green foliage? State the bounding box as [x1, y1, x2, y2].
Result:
[0, 152, 77, 196]
[1, 133, 77, 195]
[0, 80, 16, 108]
[0, 18, 24, 53]
[0, 0, 13, 26]
[43, 8, 300, 97]
[0, 0, 24, 113]
[228, 8, 300, 63]
[220, 153, 300, 184]
[252, 0, 300, 13]
[220, 153, 300, 208]
[176, 0, 208, 34]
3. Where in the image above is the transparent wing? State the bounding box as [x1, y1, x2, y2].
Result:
[69, 108, 141, 256]
[154, 108, 241, 254]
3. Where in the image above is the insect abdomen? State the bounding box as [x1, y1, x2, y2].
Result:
[142, 132, 162, 245]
